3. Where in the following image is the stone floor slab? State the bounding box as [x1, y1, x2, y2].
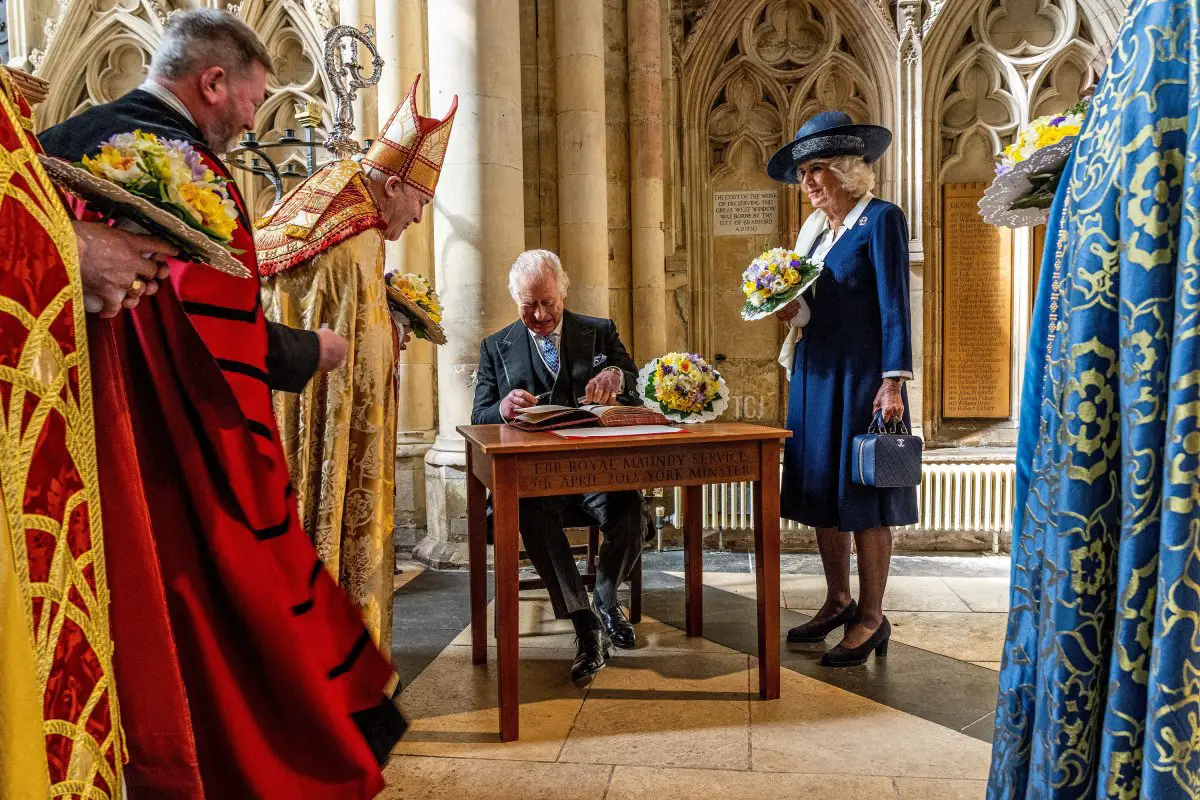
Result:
[894, 777, 988, 799]
[943, 577, 1011, 613]
[780, 576, 972, 613]
[664, 570, 761, 599]
[887, 612, 1006, 663]
[605, 766, 900, 799]
[750, 667, 992, 779]
[394, 561, 426, 591]
[379, 755, 612, 799]
[449, 597, 577, 650]
[394, 645, 584, 762]
[558, 652, 753, 770]
[449, 599, 733, 656]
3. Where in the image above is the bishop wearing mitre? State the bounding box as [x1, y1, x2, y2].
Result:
[257, 75, 456, 651]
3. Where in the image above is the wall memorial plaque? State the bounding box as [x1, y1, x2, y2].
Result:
[942, 183, 1013, 419]
[713, 190, 779, 237]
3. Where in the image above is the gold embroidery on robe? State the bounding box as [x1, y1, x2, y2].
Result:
[261, 229, 398, 652]
[0, 68, 122, 799]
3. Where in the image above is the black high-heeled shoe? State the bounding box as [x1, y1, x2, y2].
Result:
[820, 617, 891, 667]
[786, 599, 858, 643]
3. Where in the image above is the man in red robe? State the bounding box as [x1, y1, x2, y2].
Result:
[38, 10, 402, 799]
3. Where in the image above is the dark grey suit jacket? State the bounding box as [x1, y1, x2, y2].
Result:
[471, 311, 639, 425]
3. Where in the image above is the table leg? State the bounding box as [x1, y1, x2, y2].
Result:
[682, 484, 703, 637]
[492, 462, 520, 741]
[467, 448, 488, 666]
[753, 440, 781, 700]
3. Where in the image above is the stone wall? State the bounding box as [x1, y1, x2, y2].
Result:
[8, 0, 1129, 561]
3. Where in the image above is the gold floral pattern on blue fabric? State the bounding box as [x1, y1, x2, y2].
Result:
[989, 0, 1200, 797]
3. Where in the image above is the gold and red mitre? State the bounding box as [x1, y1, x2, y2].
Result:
[362, 74, 457, 199]
[254, 158, 386, 276]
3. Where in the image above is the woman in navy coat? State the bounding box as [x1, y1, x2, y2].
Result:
[766, 112, 918, 666]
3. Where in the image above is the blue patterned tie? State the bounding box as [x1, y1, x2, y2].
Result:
[538, 336, 560, 375]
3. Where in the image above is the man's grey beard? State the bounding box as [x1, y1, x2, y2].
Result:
[204, 125, 240, 155]
[203, 108, 241, 154]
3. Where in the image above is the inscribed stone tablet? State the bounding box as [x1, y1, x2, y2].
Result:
[713, 190, 778, 236]
[942, 183, 1013, 419]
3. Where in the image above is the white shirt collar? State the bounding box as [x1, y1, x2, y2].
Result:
[824, 192, 875, 238]
[139, 80, 196, 126]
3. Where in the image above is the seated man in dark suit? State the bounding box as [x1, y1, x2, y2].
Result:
[473, 249, 645, 686]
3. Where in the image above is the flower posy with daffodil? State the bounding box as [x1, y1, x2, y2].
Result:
[384, 272, 448, 344]
[740, 247, 823, 321]
[638, 352, 729, 424]
[979, 99, 1089, 227]
[81, 130, 239, 246]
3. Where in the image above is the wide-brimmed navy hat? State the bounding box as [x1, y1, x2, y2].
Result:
[767, 111, 892, 184]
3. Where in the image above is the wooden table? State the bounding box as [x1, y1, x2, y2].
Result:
[458, 422, 791, 741]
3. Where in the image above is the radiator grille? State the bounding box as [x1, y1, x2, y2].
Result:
[670, 460, 1015, 545]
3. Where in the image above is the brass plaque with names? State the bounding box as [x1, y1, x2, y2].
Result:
[942, 183, 1013, 419]
[516, 442, 761, 497]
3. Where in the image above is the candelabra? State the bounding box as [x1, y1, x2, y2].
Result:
[224, 23, 384, 204]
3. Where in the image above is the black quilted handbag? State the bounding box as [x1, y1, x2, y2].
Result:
[851, 412, 923, 488]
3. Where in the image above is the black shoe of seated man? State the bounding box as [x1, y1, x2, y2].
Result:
[593, 594, 637, 649]
[571, 626, 612, 687]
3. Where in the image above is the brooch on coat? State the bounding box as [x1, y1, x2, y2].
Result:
[858, 216, 869, 227]
[593, 354, 608, 367]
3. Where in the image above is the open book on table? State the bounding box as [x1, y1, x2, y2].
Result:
[507, 404, 670, 432]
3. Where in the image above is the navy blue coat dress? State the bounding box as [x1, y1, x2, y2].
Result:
[781, 197, 919, 532]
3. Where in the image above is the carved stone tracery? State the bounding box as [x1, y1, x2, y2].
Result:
[930, 0, 1108, 184]
[703, 0, 884, 172]
[31, 0, 332, 211]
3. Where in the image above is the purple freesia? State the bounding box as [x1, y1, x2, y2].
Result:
[103, 132, 137, 149]
[166, 138, 209, 181]
[1050, 116, 1066, 126]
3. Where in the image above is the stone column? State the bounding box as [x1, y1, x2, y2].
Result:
[627, 0, 667, 363]
[5, 0, 40, 72]
[419, 0, 525, 566]
[555, 0, 608, 317]
[339, 0, 368, 141]
[377, 0, 439, 552]
[896, 0, 925, 434]
[896, 0, 924, 261]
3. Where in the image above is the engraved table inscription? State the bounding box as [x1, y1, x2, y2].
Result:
[516, 442, 761, 496]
